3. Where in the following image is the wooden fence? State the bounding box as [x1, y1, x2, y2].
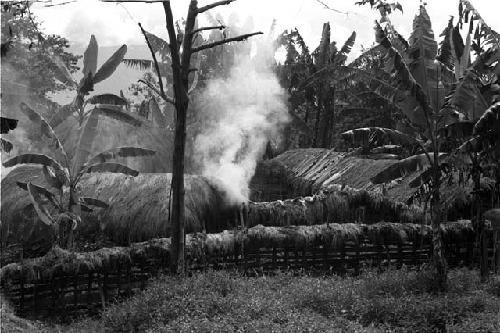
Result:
[0, 222, 495, 321]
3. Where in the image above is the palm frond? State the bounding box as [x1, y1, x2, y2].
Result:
[122, 58, 154, 71]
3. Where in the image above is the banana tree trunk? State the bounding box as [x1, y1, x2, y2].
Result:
[472, 159, 488, 281]
[56, 215, 74, 249]
[431, 161, 447, 290]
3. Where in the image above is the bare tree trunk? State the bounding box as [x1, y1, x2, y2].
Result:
[170, 101, 188, 274]
[161, 0, 261, 275]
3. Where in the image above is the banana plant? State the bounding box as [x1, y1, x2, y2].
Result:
[2, 103, 156, 248]
[278, 25, 358, 148]
[331, 2, 500, 289]
[48, 35, 130, 127]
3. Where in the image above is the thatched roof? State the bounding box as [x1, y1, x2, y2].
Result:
[257, 149, 397, 196]
[1, 166, 226, 252]
[0, 220, 474, 284]
[257, 149, 480, 220]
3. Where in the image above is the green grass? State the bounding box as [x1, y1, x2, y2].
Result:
[9, 268, 500, 333]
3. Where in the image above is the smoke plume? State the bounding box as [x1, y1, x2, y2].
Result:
[194, 38, 289, 204]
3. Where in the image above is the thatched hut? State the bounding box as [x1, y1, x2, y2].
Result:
[1, 166, 228, 257]
[251, 148, 484, 220]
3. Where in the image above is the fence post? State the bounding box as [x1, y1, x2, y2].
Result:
[284, 247, 289, 269]
[19, 276, 24, 315]
[398, 243, 403, 267]
[73, 273, 78, 311]
[272, 246, 277, 271]
[51, 277, 56, 316]
[87, 272, 93, 308]
[323, 244, 328, 271]
[354, 241, 360, 275]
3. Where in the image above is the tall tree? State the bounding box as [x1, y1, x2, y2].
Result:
[105, 0, 261, 274]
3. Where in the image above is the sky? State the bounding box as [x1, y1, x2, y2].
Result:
[31, 0, 500, 60]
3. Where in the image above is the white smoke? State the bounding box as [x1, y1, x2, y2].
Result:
[194, 39, 289, 204]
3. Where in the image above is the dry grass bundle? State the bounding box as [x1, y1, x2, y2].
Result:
[440, 220, 475, 244]
[0, 221, 475, 285]
[242, 223, 364, 250]
[363, 222, 424, 245]
[247, 186, 425, 227]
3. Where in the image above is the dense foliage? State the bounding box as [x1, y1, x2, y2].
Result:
[1, 2, 80, 97]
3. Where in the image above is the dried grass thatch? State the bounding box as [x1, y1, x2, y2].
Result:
[0, 221, 474, 284]
[257, 149, 396, 196]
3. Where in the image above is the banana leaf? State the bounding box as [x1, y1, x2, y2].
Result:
[371, 153, 432, 184]
[3, 154, 68, 185]
[72, 110, 99, 175]
[473, 101, 500, 136]
[19, 102, 68, 162]
[83, 35, 98, 76]
[150, 98, 166, 127]
[1, 117, 18, 134]
[86, 147, 156, 166]
[1, 138, 13, 152]
[84, 162, 139, 177]
[48, 103, 74, 129]
[88, 94, 128, 106]
[80, 197, 109, 209]
[16, 181, 60, 209]
[93, 45, 127, 84]
[27, 182, 54, 226]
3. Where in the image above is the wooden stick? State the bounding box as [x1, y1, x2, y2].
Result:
[191, 25, 225, 35]
[197, 0, 236, 14]
[192, 32, 263, 53]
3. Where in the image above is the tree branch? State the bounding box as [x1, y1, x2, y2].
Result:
[163, 1, 182, 81]
[192, 32, 263, 53]
[101, 0, 165, 2]
[138, 22, 167, 101]
[197, 0, 236, 14]
[188, 54, 201, 95]
[138, 79, 175, 105]
[191, 25, 225, 35]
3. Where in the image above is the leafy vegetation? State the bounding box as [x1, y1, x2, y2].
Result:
[1, 2, 80, 97]
[332, 1, 500, 288]
[2, 102, 154, 248]
[49, 35, 131, 128]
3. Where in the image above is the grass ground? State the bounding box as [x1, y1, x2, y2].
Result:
[24, 267, 497, 333]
